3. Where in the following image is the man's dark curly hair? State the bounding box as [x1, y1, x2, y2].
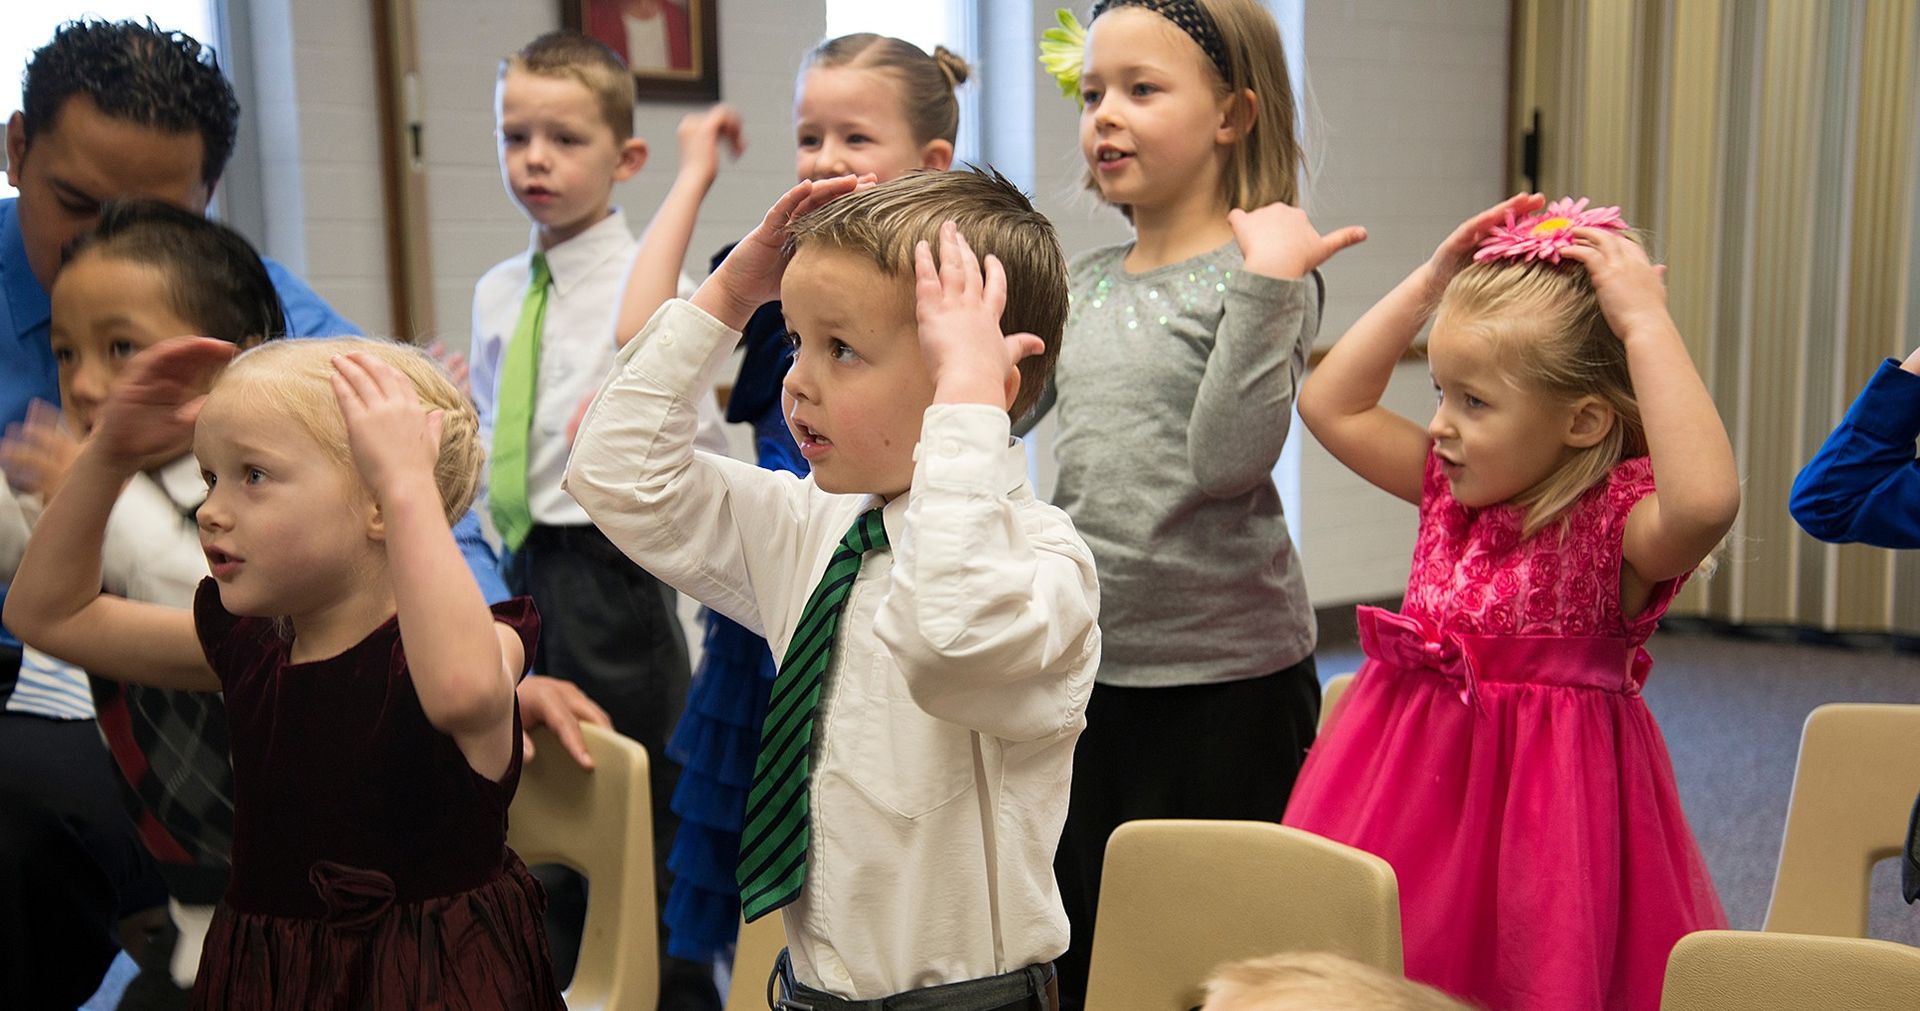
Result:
[21, 19, 240, 188]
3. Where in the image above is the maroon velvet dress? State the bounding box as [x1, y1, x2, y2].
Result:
[188, 579, 564, 1010]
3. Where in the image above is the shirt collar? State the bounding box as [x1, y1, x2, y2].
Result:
[154, 454, 208, 512]
[0, 199, 52, 341]
[530, 206, 631, 297]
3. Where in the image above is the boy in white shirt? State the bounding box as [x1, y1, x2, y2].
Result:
[470, 29, 721, 1008]
[568, 169, 1100, 1008]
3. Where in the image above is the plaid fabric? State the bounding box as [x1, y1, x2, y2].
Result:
[92, 676, 236, 892]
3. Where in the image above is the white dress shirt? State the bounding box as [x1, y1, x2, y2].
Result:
[471, 208, 726, 529]
[4, 454, 207, 718]
[566, 299, 1101, 999]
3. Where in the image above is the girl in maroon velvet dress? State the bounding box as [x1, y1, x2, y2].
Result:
[7, 336, 563, 1009]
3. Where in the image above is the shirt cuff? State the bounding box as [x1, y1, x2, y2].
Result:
[912, 404, 1021, 495]
[615, 298, 742, 397]
[1850, 359, 1920, 441]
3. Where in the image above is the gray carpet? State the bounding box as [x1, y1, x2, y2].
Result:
[1313, 627, 1920, 944]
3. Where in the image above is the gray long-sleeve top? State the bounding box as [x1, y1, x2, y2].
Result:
[1027, 240, 1319, 687]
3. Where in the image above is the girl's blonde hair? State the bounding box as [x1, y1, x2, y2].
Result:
[1203, 951, 1471, 1010]
[1435, 256, 1645, 538]
[799, 34, 971, 145]
[1085, 0, 1302, 212]
[215, 338, 484, 525]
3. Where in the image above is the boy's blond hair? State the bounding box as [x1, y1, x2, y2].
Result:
[1202, 952, 1472, 1011]
[499, 30, 636, 143]
[216, 338, 483, 525]
[786, 168, 1068, 421]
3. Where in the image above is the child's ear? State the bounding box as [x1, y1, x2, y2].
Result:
[613, 136, 649, 181]
[364, 494, 388, 544]
[1564, 395, 1614, 449]
[1216, 88, 1258, 146]
[1002, 363, 1023, 415]
[919, 138, 955, 172]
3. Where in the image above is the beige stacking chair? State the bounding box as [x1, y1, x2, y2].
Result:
[1660, 930, 1920, 1010]
[1762, 703, 1920, 936]
[1083, 819, 1402, 1010]
[724, 910, 790, 1011]
[509, 724, 657, 1010]
[1319, 671, 1357, 732]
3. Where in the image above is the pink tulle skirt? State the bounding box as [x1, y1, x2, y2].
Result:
[1284, 607, 1726, 1011]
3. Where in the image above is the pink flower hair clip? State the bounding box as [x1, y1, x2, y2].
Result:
[1473, 197, 1628, 264]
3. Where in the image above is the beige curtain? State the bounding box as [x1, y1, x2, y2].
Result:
[1511, 0, 1920, 634]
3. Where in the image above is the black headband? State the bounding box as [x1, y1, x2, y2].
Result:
[1090, 0, 1231, 82]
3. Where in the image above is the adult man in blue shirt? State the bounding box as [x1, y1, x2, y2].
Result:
[0, 20, 607, 1005]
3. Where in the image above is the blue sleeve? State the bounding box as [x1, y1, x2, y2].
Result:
[263, 258, 362, 338]
[1789, 359, 1920, 548]
[454, 509, 510, 604]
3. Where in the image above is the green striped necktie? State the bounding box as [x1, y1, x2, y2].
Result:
[738, 506, 889, 922]
[487, 251, 550, 553]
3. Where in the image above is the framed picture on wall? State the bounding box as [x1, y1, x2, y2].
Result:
[564, 0, 720, 102]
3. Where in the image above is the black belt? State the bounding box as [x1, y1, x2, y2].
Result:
[769, 948, 1057, 1011]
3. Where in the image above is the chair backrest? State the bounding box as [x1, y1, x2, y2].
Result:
[1763, 703, 1920, 935]
[1083, 820, 1403, 1011]
[1660, 930, 1920, 1010]
[723, 912, 789, 1011]
[509, 724, 657, 1011]
[1319, 672, 1357, 733]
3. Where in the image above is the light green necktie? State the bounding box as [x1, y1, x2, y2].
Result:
[489, 252, 550, 553]
[737, 507, 888, 922]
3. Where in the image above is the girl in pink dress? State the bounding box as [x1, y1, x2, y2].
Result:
[1284, 193, 1737, 1011]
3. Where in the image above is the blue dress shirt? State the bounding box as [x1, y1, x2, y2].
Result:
[1789, 358, 1920, 549]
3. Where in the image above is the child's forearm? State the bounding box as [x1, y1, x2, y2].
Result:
[1626, 318, 1740, 544]
[6, 446, 134, 640]
[383, 477, 515, 736]
[1302, 264, 1435, 425]
[615, 168, 716, 347]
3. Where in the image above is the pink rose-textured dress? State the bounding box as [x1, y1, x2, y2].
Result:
[1284, 453, 1726, 1011]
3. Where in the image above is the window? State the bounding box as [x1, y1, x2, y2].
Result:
[821, 0, 979, 164]
[0, 2, 220, 198]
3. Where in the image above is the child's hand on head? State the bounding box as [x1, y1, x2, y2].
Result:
[695, 174, 872, 325]
[89, 336, 236, 470]
[676, 104, 745, 187]
[330, 352, 441, 504]
[1, 401, 81, 499]
[1428, 192, 1547, 289]
[1227, 202, 1367, 280]
[1901, 346, 1920, 376]
[914, 221, 1045, 411]
[1558, 228, 1673, 339]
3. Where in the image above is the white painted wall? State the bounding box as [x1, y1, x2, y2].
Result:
[1294, 0, 1510, 604]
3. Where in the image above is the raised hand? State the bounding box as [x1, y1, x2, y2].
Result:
[695, 174, 872, 325]
[425, 341, 471, 403]
[1557, 227, 1672, 339]
[1228, 202, 1367, 280]
[330, 351, 440, 504]
[914, 220, 1045, 411]
[1426, 191, 1547, 290]
[675, 104, 745, 188]
[88, 336, 235, 471]
[1, 401, 82, 498]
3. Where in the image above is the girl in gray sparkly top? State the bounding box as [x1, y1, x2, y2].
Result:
[1025, 2, 1365, 1007]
